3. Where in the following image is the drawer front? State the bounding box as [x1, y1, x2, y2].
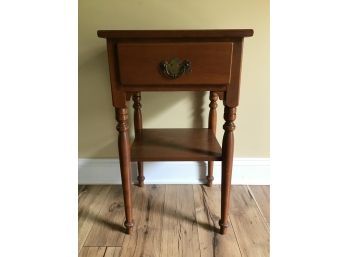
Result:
[117, 43, 233, 85]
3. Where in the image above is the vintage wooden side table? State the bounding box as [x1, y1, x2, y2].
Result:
[97, 29, 253, 235]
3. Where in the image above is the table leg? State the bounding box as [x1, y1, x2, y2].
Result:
[132, 92, 145, 187]
[207, 92, 218, 187]
[219, 106, 236, 234]
[116, 107, 134, 234]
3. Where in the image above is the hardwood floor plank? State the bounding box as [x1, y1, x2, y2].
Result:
[159, 185, 177, 257]
[193, 185, 242, 257]
[78, 185, 270, 257]
[248, 185, 270, 226]
[79, 186, 112, 252]
[104, 247, 122, 257]
[229, 185, 269, 257]
[79, 247, 106, 257]
[84, 186, 126, 246]
[161, 185, 201, 257]
[120, 185, 165, 257]
[78, 185, 88, 199]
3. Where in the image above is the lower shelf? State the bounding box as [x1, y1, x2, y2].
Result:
[131, 128, 222, 161]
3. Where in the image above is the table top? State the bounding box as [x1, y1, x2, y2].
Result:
[97, 29, 254, 39]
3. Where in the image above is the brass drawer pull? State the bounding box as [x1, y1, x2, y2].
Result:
[159, 58, 191, 79]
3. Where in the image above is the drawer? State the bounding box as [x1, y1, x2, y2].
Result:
[117, 43, 233, 85]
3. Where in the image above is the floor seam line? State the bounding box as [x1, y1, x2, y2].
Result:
[81, 186, 114, 249]
[246, 185, 269, 230]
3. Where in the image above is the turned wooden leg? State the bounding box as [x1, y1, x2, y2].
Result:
[207, 92, 218, 187]
[219, 106, 236, 234]
[132, 92, 145, 187]
[115, 108, 134, 234]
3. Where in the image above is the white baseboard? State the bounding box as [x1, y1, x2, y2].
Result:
[78, 158, 270, 185]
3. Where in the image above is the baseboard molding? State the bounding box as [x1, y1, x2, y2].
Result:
[78, 158, 270, 185]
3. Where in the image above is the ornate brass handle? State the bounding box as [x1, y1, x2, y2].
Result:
[159, 57, 191, 79]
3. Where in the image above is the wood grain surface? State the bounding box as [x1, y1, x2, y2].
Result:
[193, 185, 241, 257]
[104, 247, 121, 257]
[79, 185, 269, 257]
[118, 43, 232, 85]
[97, 29, 254, 39]
[79, 247, 106, 257]
[248, 185, 270, 226]
[229, 185, 270, 257]
[84, 186, 126, 246]
[78, 186, 112, 252]
[131, 128, 222, 161]
[119, 185, 165, 257]
[207, 92, 219, 186]
[161, 185, 200, 257]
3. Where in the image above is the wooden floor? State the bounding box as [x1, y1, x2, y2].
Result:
[78, 185, 269, 257]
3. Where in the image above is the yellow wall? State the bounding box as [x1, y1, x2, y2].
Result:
[78, 0, 269, 158]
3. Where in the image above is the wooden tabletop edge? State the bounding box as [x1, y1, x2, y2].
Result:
[97, 29, 254, 38]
